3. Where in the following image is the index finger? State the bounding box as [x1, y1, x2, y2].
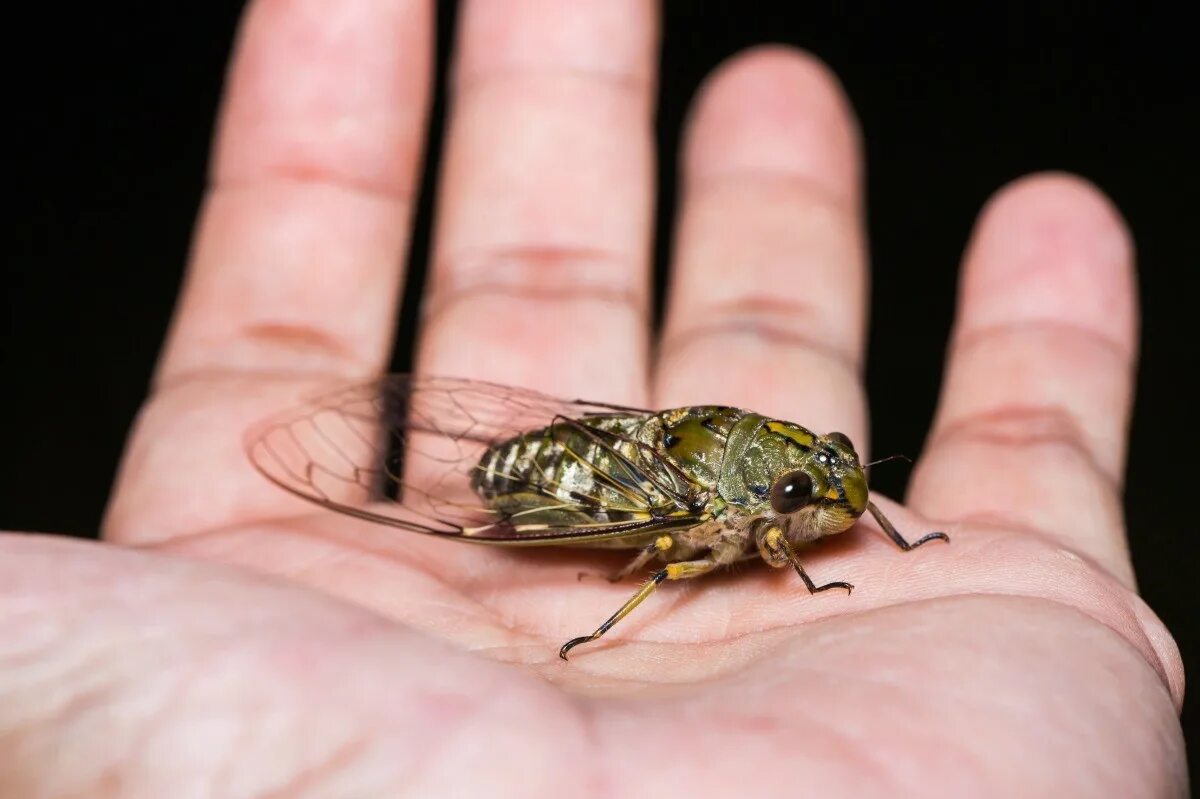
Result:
[158, 0, 432, 385]
[106, 0, 433, 543]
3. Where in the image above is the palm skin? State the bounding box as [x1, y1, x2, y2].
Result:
[0, 2, 1185, 797]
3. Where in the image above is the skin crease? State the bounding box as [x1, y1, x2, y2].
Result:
[0, 1, 1186, 796]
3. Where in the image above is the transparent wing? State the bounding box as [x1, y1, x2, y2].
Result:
[246, 375, 708, 545]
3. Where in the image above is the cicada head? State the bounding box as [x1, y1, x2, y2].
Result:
[756, 425, 869, 542]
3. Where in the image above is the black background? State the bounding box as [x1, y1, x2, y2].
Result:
[6, 1, 1195, 777]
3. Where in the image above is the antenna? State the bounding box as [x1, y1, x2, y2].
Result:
[864, 453, 912, 469]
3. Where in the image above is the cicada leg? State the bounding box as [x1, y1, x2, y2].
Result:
[559, 556, 715, 660]
[866, 502, 950, 551]
[607, 535, 674, 583]
[760, 526, 854, 595]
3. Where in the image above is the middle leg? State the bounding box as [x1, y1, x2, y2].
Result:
[607, 535, 675, 583]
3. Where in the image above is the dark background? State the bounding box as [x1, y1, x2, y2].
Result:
[6, 1, 1194, 775]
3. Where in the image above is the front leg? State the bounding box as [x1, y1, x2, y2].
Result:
[757, 525, 854, 595]
[867, 501, 950, 550]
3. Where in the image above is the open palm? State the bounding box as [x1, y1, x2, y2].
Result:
[4, 2, 1184, 796]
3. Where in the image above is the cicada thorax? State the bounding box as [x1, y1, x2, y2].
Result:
[652, 406, 747, 488]
[730, 417, 871, 541]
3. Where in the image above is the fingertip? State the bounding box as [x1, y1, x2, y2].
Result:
[683, 45, 860, 197]
[978, 172, 1132, 263]
[985, 170, 1124, 218]
[217, 0, 432, 194]
[961, 171, 1137, 354]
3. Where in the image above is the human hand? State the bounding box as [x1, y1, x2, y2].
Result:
[2, 2, 1185, 796]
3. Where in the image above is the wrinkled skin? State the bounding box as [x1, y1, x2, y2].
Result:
[1, 2, 1186, 797]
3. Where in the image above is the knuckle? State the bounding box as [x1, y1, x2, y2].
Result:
[930, 403, 1116, 486]
[660, 295, 860, 379]
[424, 245, 644, 322]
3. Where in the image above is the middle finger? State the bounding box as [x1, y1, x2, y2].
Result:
[655, 49, 868, 446]
[417, 0, 658, 405]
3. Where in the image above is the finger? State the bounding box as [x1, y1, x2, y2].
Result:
[107, 0, 432, 542]
[416, 0, 658, 404]
[909, 174, 1138, 583]
[158, 0, 432, 384]
[654, 48, 868, 445]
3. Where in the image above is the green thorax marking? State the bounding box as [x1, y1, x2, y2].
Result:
[717, 416, 821, 510]
[657, 406, 745, 488]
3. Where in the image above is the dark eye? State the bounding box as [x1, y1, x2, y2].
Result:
[828, 431, 855, 451]
[769, 470, 814, 514]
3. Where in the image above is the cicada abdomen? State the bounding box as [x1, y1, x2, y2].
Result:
[470, 412, 689, 531]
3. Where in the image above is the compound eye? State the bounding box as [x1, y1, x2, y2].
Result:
[769, 470, 814, 514]
[827, 431, 855, 451]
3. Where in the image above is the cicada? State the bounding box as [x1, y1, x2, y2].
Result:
[248, 375, 948, 659]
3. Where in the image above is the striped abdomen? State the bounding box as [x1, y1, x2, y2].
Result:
[471, 414, 659, 518]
